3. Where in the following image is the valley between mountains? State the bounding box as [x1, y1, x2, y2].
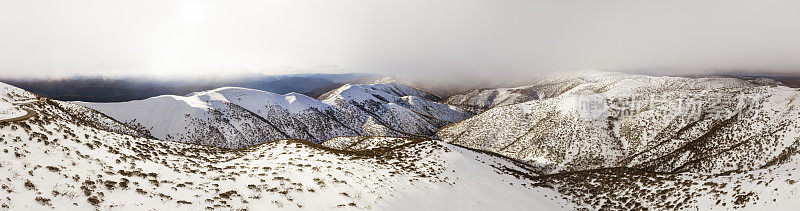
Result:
[2, 72, 800, 210]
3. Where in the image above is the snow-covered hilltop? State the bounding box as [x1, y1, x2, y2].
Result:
[0, 83, 37, 122]
[440, 72, 799, 174]
[442, 72, 781, 114]
[443, 75, 583, 113]
[76, 82, 471, 149]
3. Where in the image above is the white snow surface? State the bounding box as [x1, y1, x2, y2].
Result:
[0, 101, 25, 120]
[0, 82, 38, 120]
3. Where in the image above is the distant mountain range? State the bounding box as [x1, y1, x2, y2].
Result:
[0, 73, 375, 102]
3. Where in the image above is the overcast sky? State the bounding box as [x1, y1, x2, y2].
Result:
[1, 0, 799, 78]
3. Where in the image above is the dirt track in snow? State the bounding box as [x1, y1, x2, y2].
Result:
[0, 101, 38, 123]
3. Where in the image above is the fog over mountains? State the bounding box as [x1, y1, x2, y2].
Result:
[0, 73, 373, 102]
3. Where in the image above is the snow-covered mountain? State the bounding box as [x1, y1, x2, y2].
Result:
[443, 72, 785, 114]
[0, 83, 573, 210]
[4, 75, 800, 210]
[443, 75, 583, 113]
[76, 82, 471, 148]
[433, 72, 800, 209]
[439, 72, 800, 175]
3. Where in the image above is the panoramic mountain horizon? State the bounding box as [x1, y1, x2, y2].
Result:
[3, 0, 800, 210]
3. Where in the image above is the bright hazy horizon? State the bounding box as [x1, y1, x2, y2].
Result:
[1, 0, 799, 78]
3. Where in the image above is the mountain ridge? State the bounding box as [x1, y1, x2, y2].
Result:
[439, 71, 800, 175]
[76, 82, 471, 148]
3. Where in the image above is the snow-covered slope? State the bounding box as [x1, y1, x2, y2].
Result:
[4, 78, 800, 210]
[439, 72, 800, 175]
[433, 72, 800, 209]
[0, 102, 24, 120]
[444, 75, 584, 113]
[77, 82, 471, 149]
[331, 79, 443, 101]
[443, 72, 772, 114]
[320, 83, 470, 132]
[533, 155, 800, 210]
[0, 82, 37, 101]
[0, 83, 36, 121]
[0, 86, 572, 209]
